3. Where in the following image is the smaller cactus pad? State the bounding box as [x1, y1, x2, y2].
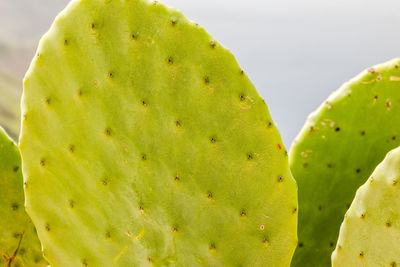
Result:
[290, 58, 400, 266]
[0, 127, 46, 267]
[20, 0, 298, 266]
[332, 147, 400, 267]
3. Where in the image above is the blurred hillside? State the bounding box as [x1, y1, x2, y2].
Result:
[0, 71, 20, 139]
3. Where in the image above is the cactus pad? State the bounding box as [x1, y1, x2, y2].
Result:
[289, 58, 400, 266]
[332, 147, 400, 267]
[0, 127, 46, 267]
[20, 0, 297, 266]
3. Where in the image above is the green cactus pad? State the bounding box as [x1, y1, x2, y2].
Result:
[332, 147, 400, 267]
[289, 58, 400, 266]
[0, 127, 46, 267]
[20, 0, 297, 266]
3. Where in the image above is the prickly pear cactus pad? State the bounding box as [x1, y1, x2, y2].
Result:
[332, 147, 400, 267]
[20, 0, 298, 266]
[289, 58, 400, 266]
[0, 127, 46, 267]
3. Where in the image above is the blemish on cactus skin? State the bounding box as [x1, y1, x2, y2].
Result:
[386, 99, 392, 110]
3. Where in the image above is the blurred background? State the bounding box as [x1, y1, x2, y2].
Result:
[1, 0, 399, 146]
